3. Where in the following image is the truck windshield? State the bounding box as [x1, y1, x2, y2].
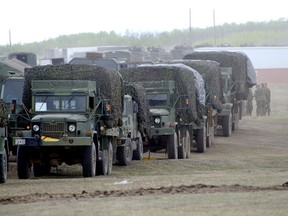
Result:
[0, 79, 24, 102]
[35, 95, 86, 112]
[147, 94, 168, 107]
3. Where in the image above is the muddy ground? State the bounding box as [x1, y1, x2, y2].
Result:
[0, 83, 288, 216]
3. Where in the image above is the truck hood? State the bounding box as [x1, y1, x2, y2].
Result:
[32, 113, 88, 122]
[149, 108, 169, 116]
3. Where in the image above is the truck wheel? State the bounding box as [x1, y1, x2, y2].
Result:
[206, 125, 213, 148]
[196, 126, 206, 153]
[0, 148, 8, 183]
[96, 149, 109, 176]
[82, 143, 96, 177]
[117, 138, 133, 166]
[222, 113, 232, 137]
[167, 131, 178, 159]
[132, 136, 143, 160]
[107, 142, 113, 175]
[209, 124, 215, 146]
[185, 130, 191, 159]
[17, 146, 31, 179]
[178, 130, 186, 159]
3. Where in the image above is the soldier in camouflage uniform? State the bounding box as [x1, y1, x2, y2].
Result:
[255, 84, 267, 116]
[263, 83, 271, 116]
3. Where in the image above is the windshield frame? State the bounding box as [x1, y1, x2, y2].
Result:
[34, 93, 87, 113]
[146, 93, 169, 107]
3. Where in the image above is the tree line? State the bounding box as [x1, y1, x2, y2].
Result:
[1, 19, 288, 58]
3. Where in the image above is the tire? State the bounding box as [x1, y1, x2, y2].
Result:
[185, 130, 191, 159]
[178, 130, 186, 159]
[96, 149, 109, 176]
[222, 113, 232, 137]
[0, 148, 8, 183]
[107, 142, 113, 175]
[117, 138, 133, 166]
[132, 136, 144, 160]
[196, 126, 206, 153]
[82, 143, 97, 177]
[17, 146, 31, 179]
[33, 163, 51, 177]
[167, 131, 178, 159]
[206, 125, 214, 148]
[210, 124, 215, 145]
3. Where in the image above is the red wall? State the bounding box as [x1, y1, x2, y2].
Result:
[256, 68, 288, 83]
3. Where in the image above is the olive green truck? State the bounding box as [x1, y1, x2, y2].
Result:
[13, 64, 148, 179]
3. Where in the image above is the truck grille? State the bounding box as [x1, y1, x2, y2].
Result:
[42, 122, 65, 138]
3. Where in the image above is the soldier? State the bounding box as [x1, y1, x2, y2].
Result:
[254, 85, 260, 116]
[246, 88, 253, 116]
[255, 84, 267, 116]
[263, 83, 271, 116]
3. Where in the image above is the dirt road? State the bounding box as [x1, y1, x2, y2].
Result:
[0, 83, 288, 216]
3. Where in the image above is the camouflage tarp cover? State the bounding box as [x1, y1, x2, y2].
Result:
[23, 64, 124, 128]
[169, 60, 224, 111]
[0, 99, 8, 127]
[184, 51, 257, 100]
[120, 64, 203, 123]
[124, 83, 151, 138]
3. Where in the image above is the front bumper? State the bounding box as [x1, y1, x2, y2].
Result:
[13, 136, 91, 147]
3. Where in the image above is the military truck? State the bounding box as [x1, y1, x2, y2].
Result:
[184, 51, 257, 137]
[69, 57, 128, 71]
[0, 99, 9, 183]
[0, 76, 30, 155]
[0, 59, 31, 154]
[169, 60, 225, 147]
[13, 64, 149, 178]
[120, 83, 151, 165]
[120, 63, 206, 158]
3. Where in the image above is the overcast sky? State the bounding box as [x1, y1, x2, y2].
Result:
[0, 0, 287, 46]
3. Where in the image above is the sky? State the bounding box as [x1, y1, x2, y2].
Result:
[0, 0, 287, 46]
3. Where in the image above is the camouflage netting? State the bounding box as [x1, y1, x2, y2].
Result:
[169, 60, 225, 112]
[120, 64, 201, 123]
[0, 99, 8, 127]
[184, 51, 257, 100]
[23, 64, 124, 128]
[124, 83, 151, 138]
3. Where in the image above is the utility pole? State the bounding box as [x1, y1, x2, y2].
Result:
[213, 9, 216, 46]
[189, 8, 192, 46]
[9, 29, 12, 52]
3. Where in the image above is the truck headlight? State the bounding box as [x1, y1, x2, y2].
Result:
[68, 124, 76, 132]
[33, 124, 40, 132]
[154, 117, 161, 124]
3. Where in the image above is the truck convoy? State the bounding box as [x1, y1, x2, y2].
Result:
[184, 51, 257, 136]
[12, 64, 150, 179]
[0, 50, 257, 182]
[120, 63, 206, 158]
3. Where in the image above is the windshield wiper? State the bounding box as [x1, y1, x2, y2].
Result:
[63, 96, 74, 109]
[39, 96, 48, 111]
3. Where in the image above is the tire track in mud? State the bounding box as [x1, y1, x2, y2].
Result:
[1, 183, 288, 205]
